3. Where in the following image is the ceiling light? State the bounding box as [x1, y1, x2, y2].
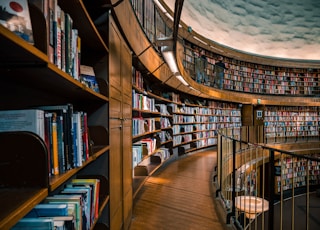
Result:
[193, 36, 207, 45]
[161, 48, 179, 74]
[176, 74, 189, 86]
[153, 0, 167, 13]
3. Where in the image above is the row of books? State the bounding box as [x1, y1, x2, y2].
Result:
[132, 142, 147, 168]
[184, 42, 319, 75]
[12, 178, 100, 230]
[160, 117, 171, 129]
[26, 0, 100, 92]
[30, 0, 81, 79]
[158, 130, 172, 143]
[0, 105, 90, 176]
[275, 156, 320, 192]
[155, 104, 171, 116]
[132, 117, 159, 136]
[264, 106, 320, 139]
[132, 66, 144, 89]
[132, 138, 158, 167]
[132, 144, 170, 169]
[173, 134, 192, 146]
[132, 89, 156, 111]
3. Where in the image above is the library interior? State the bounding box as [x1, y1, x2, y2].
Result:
[0, 0, 320, 229]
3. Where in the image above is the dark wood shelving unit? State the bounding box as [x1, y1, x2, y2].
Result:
[0, 0, 111, 228]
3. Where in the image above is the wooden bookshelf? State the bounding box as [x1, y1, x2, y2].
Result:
[132, 66, 173, 198]
[264, 106, 320, 143]
[275, 154, 320, 193]
[183, 40, 320, 96]
[0, 1, 111, 228]
[170, 99, 242, 154]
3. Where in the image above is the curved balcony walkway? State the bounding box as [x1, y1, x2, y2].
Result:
[129, 148, 230, 230]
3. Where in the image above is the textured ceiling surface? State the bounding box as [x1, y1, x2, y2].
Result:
[162, 0, 320, 60]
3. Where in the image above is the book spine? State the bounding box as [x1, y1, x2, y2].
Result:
[73, 112, 83, 167]
[57, 115, 65, 174]
[65, 13, 73, 76]
[54, 4, 61, 69]
[51, 113, 59, 175]
[72, 29, 79, 80]
[44, 112, 53, 176]
[60, 8, 66, 72]
[81, 112, 89, 161]
[48, 0, 56, 63]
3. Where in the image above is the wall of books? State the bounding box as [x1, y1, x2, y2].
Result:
[275, 155, 320, 193]
[264, 106, 320, 143]
[182, 41, 320, 96]
[132, 65, 242, 190]
[0, 0, 110, 229]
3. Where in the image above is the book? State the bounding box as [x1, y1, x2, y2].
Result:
[72, 28, 80, 80]
[48, 0, 55, 63]
[80, 65, 100, 93]
[64, 12, 73, 76]
[44, 195, 82, 230]
[56, 114, 65, 174]
[11, 217, 54, 230]
[61, 186, 91, 229]
[81, 112, 89, 161]
[44, 112, 53, 176]
[0, 0, 34, 43]
[53, 3, 61, 69]
[71, 178, 100, 222]
[25, 203, 69, 217]
[73, 111, 83, 167]
[44, 216, 75, 230]
[51, 112, 59, 175]
[60, 8, 65, 72]
[0, 109, 45, 141]
[37, 104, 74, 170]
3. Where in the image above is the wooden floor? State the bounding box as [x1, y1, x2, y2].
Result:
[129, 148, 229, 230]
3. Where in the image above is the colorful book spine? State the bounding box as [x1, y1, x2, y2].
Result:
[51, 112, 59, 175]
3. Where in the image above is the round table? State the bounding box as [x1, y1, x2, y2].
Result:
[235, 196, 269, 219]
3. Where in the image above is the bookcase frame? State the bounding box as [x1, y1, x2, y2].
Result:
[0, 1, 111, 229]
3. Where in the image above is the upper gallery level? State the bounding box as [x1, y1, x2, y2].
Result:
[109, 0, 320, 106]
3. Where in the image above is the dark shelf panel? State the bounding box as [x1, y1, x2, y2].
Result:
[0, 64, 108, 112]
[0, 188, 48, 229]
[0, 25, 48, 64]
[58, 0, 109, 53]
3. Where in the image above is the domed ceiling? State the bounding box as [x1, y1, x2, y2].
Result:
[162, 0, 320, 60]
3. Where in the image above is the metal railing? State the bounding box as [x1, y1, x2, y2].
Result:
[215, 126, 320, 230]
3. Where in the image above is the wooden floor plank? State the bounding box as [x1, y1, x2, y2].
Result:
[130, 149, 229, 230]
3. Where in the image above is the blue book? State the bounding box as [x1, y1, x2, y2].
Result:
[44, 195, 82, 230]
[61, 186, 92, 229]
[12, 218, 54, 230]
[26, 204, 68, 217]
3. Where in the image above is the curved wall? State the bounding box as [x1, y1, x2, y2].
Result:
[110, 0, 320, 106]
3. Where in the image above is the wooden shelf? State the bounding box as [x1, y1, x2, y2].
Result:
[49, 145, 110, 191]
[0, 188, 48, 229]
[58, 0, 109, 53]
[0, 25, 48, 63]
[0, 0, 111, 227]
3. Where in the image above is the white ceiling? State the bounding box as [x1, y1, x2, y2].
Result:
[162, 0, 320, 60]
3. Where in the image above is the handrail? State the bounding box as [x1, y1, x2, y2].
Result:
[216, 126, 320, 229]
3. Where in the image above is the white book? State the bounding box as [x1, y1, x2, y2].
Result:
[73, 111, 83, 167]
[0, 109, 45, 141]
[0, 0, 34, 43]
